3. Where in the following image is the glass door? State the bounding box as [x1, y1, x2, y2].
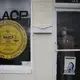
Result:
[56, 10, 80, 80]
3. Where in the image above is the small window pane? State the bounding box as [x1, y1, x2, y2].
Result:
[57, 51, 80, 80]
[57, 12, 80, 49]
[56, 0, 80, 3]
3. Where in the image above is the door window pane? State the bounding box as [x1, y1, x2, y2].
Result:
[57, 51, 80, 80]
[57, 12, 80, 49]
[56, 0, 80, 3]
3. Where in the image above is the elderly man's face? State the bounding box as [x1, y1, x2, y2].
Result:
[68, 63, 73, 69]
[61, 30, 67, 36]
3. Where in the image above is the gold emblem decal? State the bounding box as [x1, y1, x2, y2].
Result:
[0, 20, 27, 59]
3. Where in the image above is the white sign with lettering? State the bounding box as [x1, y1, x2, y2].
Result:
[64, 56, 76, 75]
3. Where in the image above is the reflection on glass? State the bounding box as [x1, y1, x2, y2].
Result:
[58, 27, 75, 49]
[57, 12, 80, 49]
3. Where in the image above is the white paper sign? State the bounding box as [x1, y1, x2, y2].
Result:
[64, 56, 76, 75]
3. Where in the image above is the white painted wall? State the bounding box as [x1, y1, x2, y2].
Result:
[0, 0, 56, 80]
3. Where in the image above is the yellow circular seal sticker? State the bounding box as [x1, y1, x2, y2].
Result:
[0, 20, 27, 59]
